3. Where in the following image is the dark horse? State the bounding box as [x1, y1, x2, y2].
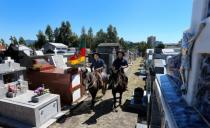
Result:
[109, 68, 128, 109]
[81, 67, 108, 109]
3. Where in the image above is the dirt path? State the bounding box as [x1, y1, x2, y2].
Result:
[50, 58, 145, 128]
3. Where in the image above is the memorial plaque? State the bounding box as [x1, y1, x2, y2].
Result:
[72, 88, 81, 102]
[72, 74, 80, 88]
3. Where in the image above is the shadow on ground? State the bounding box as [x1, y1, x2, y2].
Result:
[134, 72, 141, 76]
[82, 98, 114, 125]
[134, 72, 146, 76]
[56, 98, 114, 125]
[121, 99, 147, 122]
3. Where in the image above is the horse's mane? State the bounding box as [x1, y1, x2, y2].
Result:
[112, 70, 127, 90]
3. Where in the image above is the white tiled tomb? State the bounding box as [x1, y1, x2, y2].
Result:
[0, 59, 62, 128]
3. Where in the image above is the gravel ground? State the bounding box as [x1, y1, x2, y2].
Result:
[50, 57, 145, 128]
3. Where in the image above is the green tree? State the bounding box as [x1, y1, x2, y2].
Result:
[45, 25, 54, 42]
[28, 44, 35, 49]
[0, 38, 5, 45]
[119, 37, 127, 49]
[94, 29, 107, 49]
[156, 43, 165, 49]
[9, 36, 18, 45]
[70, 33, 79, 47]
[35, 31, 47, 49]
[54, 27, 60, 42]
[106, 25, 118, 43]
[113, 27, 119, 42]
[18, 37, 26, 45]
[138, 41, 149, 56]
[58, 21, 72, 46]
[87, 27, 93, 49]
[80, 26, 88, 43]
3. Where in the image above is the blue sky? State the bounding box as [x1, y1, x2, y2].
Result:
[0, 0, 192, 43]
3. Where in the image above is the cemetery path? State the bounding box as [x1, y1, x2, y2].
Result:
[50, 58, 145, 128]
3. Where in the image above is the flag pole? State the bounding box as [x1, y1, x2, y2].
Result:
[84, 38, 87, 67]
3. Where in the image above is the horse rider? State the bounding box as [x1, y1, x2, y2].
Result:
[111, 50, 128, 90]
[90, 52, 107, 85]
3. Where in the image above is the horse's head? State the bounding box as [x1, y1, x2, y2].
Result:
[111, 68, 127, 91]
[118, 67, 124, 74]
[80, 67, 98, 89]
[80, 67, 91, 88]
[80, 67, 88, 79]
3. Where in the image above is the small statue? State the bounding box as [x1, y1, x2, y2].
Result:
[180, 31, 192, 94]
[180, 23, 206, 95]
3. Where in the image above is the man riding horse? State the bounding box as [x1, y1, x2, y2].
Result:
[90, 52, 107, 89]
[109, 50, 128, 109]
[80, 52, 108, 109]
[111, 50, 128, 90]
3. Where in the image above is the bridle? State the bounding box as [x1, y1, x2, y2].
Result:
[111, 68, 125, 87]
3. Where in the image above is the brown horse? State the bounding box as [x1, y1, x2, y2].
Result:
[81, 67, 108, 109]
[109, 68, 128, 109]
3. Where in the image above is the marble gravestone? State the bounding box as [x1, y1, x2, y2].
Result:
[50, 55, 69, 70]
[34, 50, 44, 56]
[0, 58, 63, 128]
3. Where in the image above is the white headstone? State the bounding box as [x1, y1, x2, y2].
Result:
[72, 74, 80, 88]
[51, 55, 68, 69]
[4, 57, 14, 63]
[35, 50, 44, 56]
[54, 49, 58, 55]
[72, 88, 81, 102]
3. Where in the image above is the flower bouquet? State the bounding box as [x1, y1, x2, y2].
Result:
[6, 84, 17, 98]
[32, 84, 50, 103]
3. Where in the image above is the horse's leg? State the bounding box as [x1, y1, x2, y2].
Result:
[102, 80, 107, 95]
[89, 89, 96, 110]
[112, 91, 117, 109]
[91, 98, 94, 109]
[91, 93, 96, 109]
[119, 92, 122, 106]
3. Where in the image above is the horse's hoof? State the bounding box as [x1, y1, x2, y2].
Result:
[113, 109, 118, 112]
[112, 106, 117, 112]
[90, 109, 94, 113]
